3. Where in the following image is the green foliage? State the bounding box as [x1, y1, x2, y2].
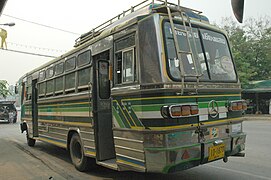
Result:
[219, 16, 271, 88]
[0, 80, 10, 99]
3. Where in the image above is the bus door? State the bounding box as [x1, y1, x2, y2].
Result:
[93, 58, 115, 161]
[31, 79, 38, 137]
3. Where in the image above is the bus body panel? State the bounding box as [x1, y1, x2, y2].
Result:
[18, 1, 246, 174]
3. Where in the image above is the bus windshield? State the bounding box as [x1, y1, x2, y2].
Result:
[163, 22, 237, 82]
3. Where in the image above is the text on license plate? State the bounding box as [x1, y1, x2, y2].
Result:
[208, 144, 225, 161]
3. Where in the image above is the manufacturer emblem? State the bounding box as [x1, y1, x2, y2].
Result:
[208, 100, 219, 118]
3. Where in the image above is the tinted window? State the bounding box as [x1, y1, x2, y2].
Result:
[46, 80, 54, 94]
[55, 62, 64, 75]
[115, 34, 135, 51]
[65, 72, 75, 90]
[65, 57, 76, 71]
[78, 51, 91, 67]
[39, 82, 45, 95]
[163, 22, 236, 82]
[39, 71, 45, 81]
[55, 76, 63, 92]
[46, 67, 54, 78]
[201, 29, 237, 81]
[164, 22, 202, 77]
[78, 67, 90, 87]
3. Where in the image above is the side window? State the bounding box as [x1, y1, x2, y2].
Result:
[55, 62, 64, 75]
[26, 77, 32, 100]
[38, 82, 45, 97]
[46, 66, 54, 78]
[78, 67, 91, 90]
[77, 51, 91, 67]
[38, 71, 46, 98]
[39, 71, 45, 81]
[114, 34, 136, 85]
[77, 51, 91, 92]
[65, 57, 76, 93]
[122, 49, 134, 83]
[65, 72, 75, 92]
[55, 76, 63, 94]
[46, 80, 54, 96]
[65, 57, 76, 72]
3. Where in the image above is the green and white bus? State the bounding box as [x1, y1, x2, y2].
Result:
[17, 0, 247, 173]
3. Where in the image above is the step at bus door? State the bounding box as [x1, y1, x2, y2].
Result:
[31, 79, 38, 137]
[93, 59, 115, 161]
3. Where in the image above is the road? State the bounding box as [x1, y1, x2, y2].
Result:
[0, 120, 271, 180]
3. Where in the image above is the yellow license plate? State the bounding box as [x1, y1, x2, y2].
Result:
[208, 144, 225, 161]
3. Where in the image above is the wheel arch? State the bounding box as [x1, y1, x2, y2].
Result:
[67, 128, 83, 151]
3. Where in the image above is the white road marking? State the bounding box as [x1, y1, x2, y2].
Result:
[206, 164, 271, 180]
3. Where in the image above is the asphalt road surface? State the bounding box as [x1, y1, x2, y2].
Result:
[0, 120, 271, 180]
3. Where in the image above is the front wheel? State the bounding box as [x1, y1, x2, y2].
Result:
[70, 133, 94, 171]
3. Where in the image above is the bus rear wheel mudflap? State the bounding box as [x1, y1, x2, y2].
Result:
[69, 133, 95, 171]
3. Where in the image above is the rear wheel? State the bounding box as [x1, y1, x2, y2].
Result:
[70, 133, 94, 171]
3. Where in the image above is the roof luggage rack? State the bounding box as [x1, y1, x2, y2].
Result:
[74, 0, 203, 47]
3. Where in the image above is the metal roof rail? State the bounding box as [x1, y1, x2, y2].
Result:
[74, 0, 202, 47]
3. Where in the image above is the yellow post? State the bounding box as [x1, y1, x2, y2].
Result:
[0, 28, 7, 49]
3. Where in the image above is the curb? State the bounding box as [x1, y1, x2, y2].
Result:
[243, 115, 271, 121]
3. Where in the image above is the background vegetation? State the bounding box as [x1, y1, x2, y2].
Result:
[219, 16, 271, 88]
[0, 80, 10, 99]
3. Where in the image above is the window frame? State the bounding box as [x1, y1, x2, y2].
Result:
[114, 33, 137, 86]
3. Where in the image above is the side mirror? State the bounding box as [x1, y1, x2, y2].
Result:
[231, 0, 245, 23]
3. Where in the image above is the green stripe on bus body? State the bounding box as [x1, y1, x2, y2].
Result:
[113, 101, 131, 128]
[162, 157, 201, 174]
[39, 107, 91, 113]
[122, 94, 241, 101]
[121, 95, 240, 106]
[198, 101, 228, 108]
[112, 107, 126, 128]
[121, 105, 144, 127]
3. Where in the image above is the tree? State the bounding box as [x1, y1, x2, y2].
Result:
[219, 16, 271, 88]
[0, 80, 10, 99]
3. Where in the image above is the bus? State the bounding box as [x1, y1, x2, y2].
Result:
[17, 0, 247, 173]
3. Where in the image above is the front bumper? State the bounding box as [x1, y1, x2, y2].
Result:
[0, 119, 9, 123]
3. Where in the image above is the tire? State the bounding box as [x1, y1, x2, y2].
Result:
[69, 133, 93, 171]
[26, 131, 36, 147]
